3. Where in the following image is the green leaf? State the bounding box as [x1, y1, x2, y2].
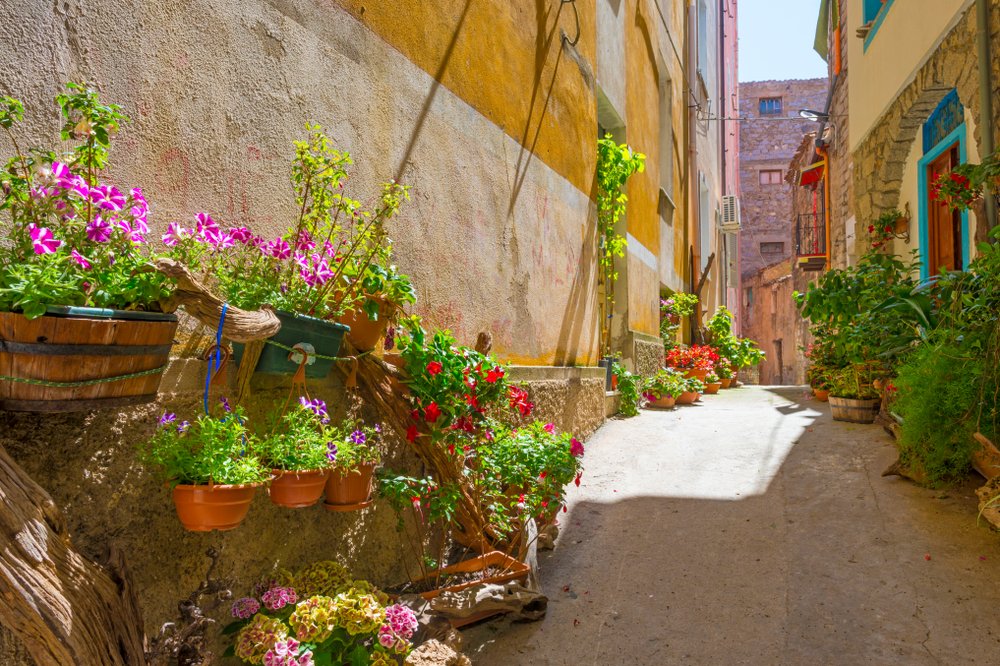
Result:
[348, 645, 370, 666]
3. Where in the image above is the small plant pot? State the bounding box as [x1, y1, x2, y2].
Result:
[683, 368, 709, 381]
[232, 310, 349, 379]
[813, 388, 830, 402]
[172, 483, 261, 532]
[720, 378, 733, 389]
[324, 462, 376, 511]
[646, 395, 676, 409]
[829, 396, 880, 423]
[338, 297, 393, 352]
[676, 391, 699, 405]
[704, 382, 722, 395]
[268, 469, 330, 508]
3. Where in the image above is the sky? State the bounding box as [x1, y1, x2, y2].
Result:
[739, 0, 828, 82]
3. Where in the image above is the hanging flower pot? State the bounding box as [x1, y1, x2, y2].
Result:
[324, 462, 376, 511]
[338, 296, 393, 352]
[172, 483, 262, 531]
[232, 311, 349, 378]
[0, 307, 178, 412]
[829, 396, 880, 423]
[268, 469, 331, 508]
[676, 391, 699, 405]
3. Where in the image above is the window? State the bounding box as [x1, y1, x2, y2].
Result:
[759, 97, 783, 116]
[697, 0, 708, 79]
[760, 242, 785, 254]
[863, 0, 882, 23]
[759, 169, 783, 185]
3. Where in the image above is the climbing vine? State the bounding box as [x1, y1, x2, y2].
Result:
[596, 135, 645, 356]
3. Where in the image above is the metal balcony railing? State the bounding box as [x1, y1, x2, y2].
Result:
[795, 213, 826, 257]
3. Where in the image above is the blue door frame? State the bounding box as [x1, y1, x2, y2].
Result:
[917, 123, 970, 280]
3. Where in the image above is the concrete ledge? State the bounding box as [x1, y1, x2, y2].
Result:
[605, 390, 621, 417]
[507, 365, 606, 382]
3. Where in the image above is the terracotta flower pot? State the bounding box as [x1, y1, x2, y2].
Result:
[676, 391, 699, 405]
[324, 462, 376, 511]
[338, 297, 394, 352]
[172, 483, 261, 532]
[646, 395, 676, 409]
[268, 469, 330, 508]
[684, 368, 709, 381]
[814, 388, 830, 402]
[704, 382, 722, 395]
[720, 378, 733, 389]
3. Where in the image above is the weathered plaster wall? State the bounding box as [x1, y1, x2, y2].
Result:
[737, 79, 827, 279]
[740, 260, 813, 385]
[827, 5, 854, 271]
[0, 0, 600, 367]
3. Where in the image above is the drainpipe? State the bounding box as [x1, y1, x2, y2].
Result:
[687, 0, 700, 341]
[976, 0, 997, 231]
[817, 145, 832, 268]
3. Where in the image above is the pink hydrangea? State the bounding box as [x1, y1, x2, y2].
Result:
[261, 586, 297, 611]
[231, 596, 261, 619]
[263, 638, 313, 666]
[383, 604, 418, 639]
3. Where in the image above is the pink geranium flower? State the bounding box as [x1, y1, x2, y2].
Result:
[29, 225, 62, 254]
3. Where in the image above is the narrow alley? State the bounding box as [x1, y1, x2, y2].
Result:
[466, 387, 1000, 665]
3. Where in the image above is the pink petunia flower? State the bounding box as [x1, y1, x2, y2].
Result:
[91, 184, 126, 212]
[70, 249, 91, 269]
[161, 222, 188, 247]
[86, 217, 113, 243]
[29, 225, 62, 254]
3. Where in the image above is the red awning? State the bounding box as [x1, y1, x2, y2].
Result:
[799, 160, 826, 187]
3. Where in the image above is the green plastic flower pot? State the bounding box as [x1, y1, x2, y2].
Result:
[232, 311, 350, 378]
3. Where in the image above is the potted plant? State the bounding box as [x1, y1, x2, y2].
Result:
[611, 361, 642, 417]
[866, 209, 909, 249]
[337, 260, 417, 352]
[642, 368, 686, 409]
[703, 372, 722, 395]
[0, 86, 186, 411]
[206, 126, 409, 377]
[256, 397, 337, 509]
[716, 358, 735, 388]
[659, 293, 699, 350]
[324, 420, 382, 511]
[664, 345, 719, 381]
[827, 364, 881, 423]
[139, 400, 269, 531]
[676, 377, 705, 405]
[225, 560, 417, 665]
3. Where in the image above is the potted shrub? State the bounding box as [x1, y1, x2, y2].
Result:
[676, 377, 704, 405]
[611, 361, 642, 417]
[337, 261, 417, 351]
[642, 368, 686, 409]
[866, 209, 909, 249]
[324, 420, 382, 511]
[139, 401, 269, 531]
[256, 397, 337, 509]
[827, 364, 881, 423]
[207, 126, 409, 377]
[703, 372, 722, 395]
[0, 86, 188, 411]
[665, 345, 719, 381]
[225, 560, 417, 665]
[716, 358, 735, 388]
[659, 293, 699, 350]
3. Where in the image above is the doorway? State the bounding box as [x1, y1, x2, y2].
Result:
[925, 143, 963, 275]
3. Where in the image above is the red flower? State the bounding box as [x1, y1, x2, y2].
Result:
[570, 438, 584, 457]
[508, 386, 534, 417]
[867, 224, 875, 233]
[574, 473, 582, 486]
[410, 409, 420, 422]
[426, 361, 443, 376]
[424, 402, 441, 423]
[884, 225, 892, 233]
[464, 393, 480, 409]
[406, 425, 418, 443]
[485, 366, 505, 383]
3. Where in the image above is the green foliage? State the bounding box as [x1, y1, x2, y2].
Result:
[643, 367, 687, 400]
[596, 136, 645, 279]
[659, 293, 698, 348]
[329, 421, 383, 471]
[705, 307, 765, 368]
[139, 407, 269, 486]
[827, 363, 881, 400]
[612, 361, 641, 417]
[255, 400, 337, 472]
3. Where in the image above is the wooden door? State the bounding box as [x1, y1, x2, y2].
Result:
[926, 144, 963, 275]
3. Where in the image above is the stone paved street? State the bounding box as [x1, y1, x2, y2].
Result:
[465, 386, 1000, 665]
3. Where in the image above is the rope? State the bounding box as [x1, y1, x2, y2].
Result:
[205, 303, 228, 415]
[0, 365, 167, 388]
[262, 338, 374, 361]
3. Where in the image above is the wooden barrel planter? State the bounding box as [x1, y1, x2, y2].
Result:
[828, 396, 880, 424]
[232, 310, 349, 378]
[0, 307, 177, 412]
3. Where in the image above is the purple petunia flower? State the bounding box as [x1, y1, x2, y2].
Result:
[263, 238, 292, 260]
[219, 396, 231, 413]
[229, 226, 253, 243]
[326, 442, 338, 463]
[176, 420, 190, 434]
[86, 217, 113, 243]
[159, 412, 176, 427]
[29, 225, 62, 255]
[91, 184, 125, 212]
[349, 430, 366, 445]
[161, 222, 189, 247]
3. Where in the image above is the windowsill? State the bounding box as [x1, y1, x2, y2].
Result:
[863, 0, 895, 52]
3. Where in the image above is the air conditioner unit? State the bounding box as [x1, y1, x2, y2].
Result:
[720, 195, 741, 233]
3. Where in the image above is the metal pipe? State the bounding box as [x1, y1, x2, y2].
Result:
[976, 0, 997, 231]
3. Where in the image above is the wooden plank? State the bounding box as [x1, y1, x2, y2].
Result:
[972, 432, 1000, 481]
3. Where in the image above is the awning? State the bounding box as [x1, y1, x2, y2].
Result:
[814, 0, 840, 61]
[798, 160, 826, 187]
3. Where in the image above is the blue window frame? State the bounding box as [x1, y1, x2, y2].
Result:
[864, 0, 896, 51]
[759, 97, 782, 116]
[917, 123, 970, 280]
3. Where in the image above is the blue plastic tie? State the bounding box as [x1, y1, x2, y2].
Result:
[204, 303, 228, 415]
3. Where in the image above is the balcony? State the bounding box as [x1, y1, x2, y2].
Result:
[795, 213, 827, 272]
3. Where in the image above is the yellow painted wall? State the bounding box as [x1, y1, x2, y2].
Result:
[336, 0, 598, 197]
[848, 0, 974, 151]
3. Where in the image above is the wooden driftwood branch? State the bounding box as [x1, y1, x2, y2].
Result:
[153, 258, 281, 343]
[0, 445, 146, 665]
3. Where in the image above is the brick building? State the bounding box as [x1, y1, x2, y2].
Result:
[737, 79, 827, 280]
